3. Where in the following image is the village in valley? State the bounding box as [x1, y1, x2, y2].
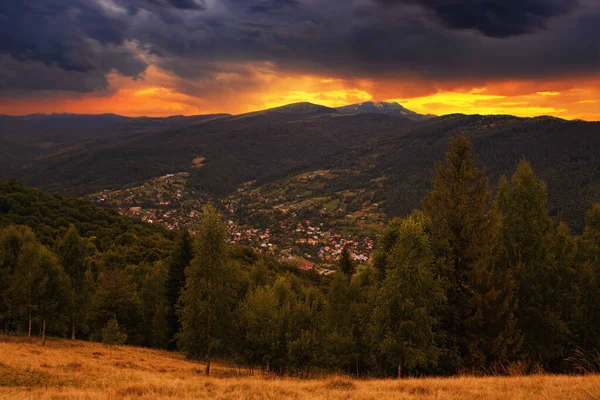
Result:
[86, 170, 382, 273]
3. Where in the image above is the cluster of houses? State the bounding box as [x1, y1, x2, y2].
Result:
[89, 172, 379, 272]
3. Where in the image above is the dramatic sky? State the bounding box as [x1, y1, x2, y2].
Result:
[1, 0, 599, 119]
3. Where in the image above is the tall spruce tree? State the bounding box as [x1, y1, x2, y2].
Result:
[572, 205, 600, 352]
[165, 229, 193, 349]
[496, 160, 570, 365]
[177, 204, 235, 375]
[423, 136, 505, 369]
[58, 225, 93, 340]
[338, 245, 355, 286]
[369, 212, 446, 377]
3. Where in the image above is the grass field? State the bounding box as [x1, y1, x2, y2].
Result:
[1, 336, 599, 399]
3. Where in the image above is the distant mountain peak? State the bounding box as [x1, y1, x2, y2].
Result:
[232, 102, 339, 121]
[336, 101, 434, 121]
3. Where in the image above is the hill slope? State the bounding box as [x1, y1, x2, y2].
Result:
[1, 337, 599, 399]
[0, 104, 599, 229]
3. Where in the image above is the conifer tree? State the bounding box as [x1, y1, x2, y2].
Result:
[338, 245, 355, 285]
[372, 218, 403, 281]
[497, 160, 571, 364]
[423, 136, 502, 369]
[370, 212, 446, 377]
[101, 317, 127, 358]
[177, 204, 235, 375]
[165, 229, 193, 348]
[58, 225, 93, 340]
[572, 204, 600, 351]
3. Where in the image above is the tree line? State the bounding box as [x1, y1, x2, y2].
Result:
[1, 136, 599, 377]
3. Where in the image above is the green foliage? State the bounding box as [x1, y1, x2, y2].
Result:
[165, 230, 193, 349]
[101, 317, 127, 357]
[369, 212, 446, 376]
[92, 269, 140, 344]
[338, 246, 355, 285]
[177, 204, 237, 373]
[497, 161, 571, 365]
[423, 136, 501, 369]
[58, 225, 94, 340]
[2, 135, 600, 377]
[140, 262, 169, 349]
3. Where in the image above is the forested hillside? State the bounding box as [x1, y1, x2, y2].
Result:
[2, 138, 599, 377]
[0, 104, 598, 230]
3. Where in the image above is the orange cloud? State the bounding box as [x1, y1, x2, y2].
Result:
[0, 66, 598, 121]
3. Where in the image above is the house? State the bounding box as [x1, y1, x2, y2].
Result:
[299, 261, 314, 271]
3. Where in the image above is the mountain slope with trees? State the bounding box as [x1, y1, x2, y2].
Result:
[0, 104, 599, 229]
[2, 138, 600, 377]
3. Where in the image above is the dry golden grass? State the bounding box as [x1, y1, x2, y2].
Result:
[1, 336, 599, 400]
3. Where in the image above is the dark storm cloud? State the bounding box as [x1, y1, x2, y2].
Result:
[0, 0, 598, 96]
[242, 0, 300, 13]
[376, 0, 579, 38]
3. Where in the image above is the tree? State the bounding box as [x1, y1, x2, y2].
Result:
[177, 204, 236, 375]
[92, 268, 140, 344]
[58, 225, 93, 340]
[0, 226, 37, 335]
[372, 218, 403, 281]
[572, 204, 600, 352]
[165, 230, 193, 349]
[11, 241, 43, 340]
[338, 245, 355, 286]
[237, 286, 280, 373]
[36, 247, 70, 345]
[369, 212, 446, 377]
[496, 160, 570, 365]
[101, 317, 127, 358]
[423, 136, 503, 369]
[140, 262, 169, 349]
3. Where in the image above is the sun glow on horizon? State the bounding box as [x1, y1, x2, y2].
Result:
[0, 67, 598, 121]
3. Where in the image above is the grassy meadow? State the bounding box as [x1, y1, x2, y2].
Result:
[1, 336, 599, 400]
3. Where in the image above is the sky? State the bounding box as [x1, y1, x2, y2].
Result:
[0, 0, 599, 120]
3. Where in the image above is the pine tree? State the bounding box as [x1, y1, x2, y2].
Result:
[370, 212, 446, 377]
[101, 317, 127, 358]
[165, 229, 193, 349]
[372, 218, 403, 281]
[58, 225, 93, 340]
[572, 204, 600, 351]
[496, 160, 571, 365]
[177, 204, 235, 375]
[338, 245, 355, 286]
[423, 136, 502, 369]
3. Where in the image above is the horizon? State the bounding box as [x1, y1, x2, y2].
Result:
[1, 100, 598, 122]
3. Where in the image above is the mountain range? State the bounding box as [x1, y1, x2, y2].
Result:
[1, 102, 599, 230]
